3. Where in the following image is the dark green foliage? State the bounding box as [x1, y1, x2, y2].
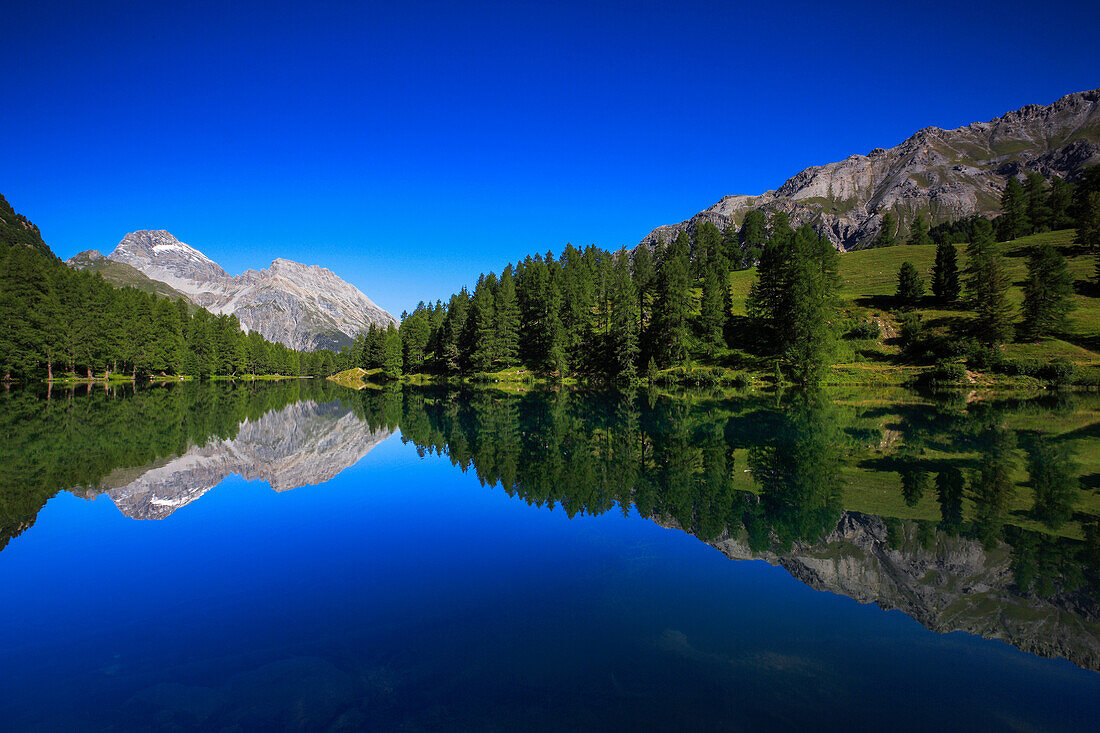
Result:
[965, 219, 1014, 345]
[382, 324, 403, 379]
[929, 214, 990, 246]
[896, 261, 924, 305]
[998, 176, 1030, 241]
[1025, 437, 1078, 530]
[845, 322, 880, 340]
[1020, 243, 1074, 340]
[931, 240, 960, 302]
[875, 211, 899, 248]
[1024, 173, 1052, 233]
[0, 194, 52, 257]
[654, 233, 692, 366]
[0, 193, 354, 382]
[738, 210, 768, 267]
[608, 249, 639, 381]
[699, 264, 726, 352]
[906, 213, 932, 246]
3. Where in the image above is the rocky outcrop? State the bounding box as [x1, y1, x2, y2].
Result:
[108, 230, 396, 350]
[86, 399, 394, 519]
[640, 88, 1100, 251]
[655, 512, 1100, 671]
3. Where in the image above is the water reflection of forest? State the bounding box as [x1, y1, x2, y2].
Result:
[2, 382, 1098, 669]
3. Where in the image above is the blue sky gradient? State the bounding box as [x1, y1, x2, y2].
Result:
[3, 0, 1098, 314]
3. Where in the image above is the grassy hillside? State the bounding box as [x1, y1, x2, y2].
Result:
[68, 251, 196, 308]
[728, 229, 1100, 386]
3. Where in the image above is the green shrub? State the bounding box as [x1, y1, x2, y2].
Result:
[845, 322, 881, 340]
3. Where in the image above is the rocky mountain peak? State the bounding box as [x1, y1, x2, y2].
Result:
[106, 230, 396, 351]
[639, 86, 1100, 251]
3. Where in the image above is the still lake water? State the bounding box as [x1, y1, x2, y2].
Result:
[1, 381, 1099, 731]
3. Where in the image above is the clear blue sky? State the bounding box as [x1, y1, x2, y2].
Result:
[3, 0, 1098, 315]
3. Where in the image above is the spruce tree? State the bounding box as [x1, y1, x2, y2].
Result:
[1048, 177, 1076, 229]
[906, 213, 932, 246]
[693, 221, 723, 276]
[782, 225, 839, 386]
[467, 274, 498, 371]
[875, 211, 898, 248]
[631, 242, 655, 331]
[608, 249, 640, 381]
[998, 176, 1030, 241]
[699, 264, 726, 351]
[1024, 172, 1052, 233]
[896, 261, 924, 306]
[746, 212, 793, 352]
[495, 266, 520, 365]
[654, 232, 692, 366]
[382, 325, 403, 379]
[965, 219, 1014, 345]
[1020, 243, 1074, 340]
[739, 210, 768, 266]
[931, 239, 960, 302]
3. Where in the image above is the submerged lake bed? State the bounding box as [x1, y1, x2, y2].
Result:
[1, 382, 1099, 730]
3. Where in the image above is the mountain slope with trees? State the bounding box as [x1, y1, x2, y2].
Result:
[640, 88, 1100, 252]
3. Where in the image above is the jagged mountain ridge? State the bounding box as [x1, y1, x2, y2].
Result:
[655, 512, 1100, 672]
[639, 87, 1100, 251]
[83, 399, 395, 520]
[108, 230, 396, 351]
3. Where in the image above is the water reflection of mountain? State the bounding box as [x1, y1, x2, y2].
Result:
[661, 512, 1100, 671]
[365, 386, 1100, 672]
[85, 400, 393, 519]
[0, 381, 391, 542]
[2, 382, 1098, 672]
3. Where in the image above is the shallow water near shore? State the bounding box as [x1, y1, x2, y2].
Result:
[1, 381, 1098, 730]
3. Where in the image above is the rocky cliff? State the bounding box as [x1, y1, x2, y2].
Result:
[656, 512, 1100, 671]
[640, 87, 1100, 251]
[108, 230, 396, 350]
[86, 399, 394, 519]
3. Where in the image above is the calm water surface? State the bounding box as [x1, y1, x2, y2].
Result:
[1, 382, 1098, 731]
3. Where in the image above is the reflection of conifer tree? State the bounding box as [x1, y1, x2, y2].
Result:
[935, 466, 966, 536]
[969, 427, 1017, 549]
[1025, 436, 1078, 530]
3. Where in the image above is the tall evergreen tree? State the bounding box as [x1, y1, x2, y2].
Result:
[1048, 177, 1076, 229]
[931, 239, 960, 302]
[1024, 172, 1052, 233]
[906, 213, 932, 246]
[495, 266, 520, 365]
[738, 210, 768, 266]
[965, 219, 1014, 345]
[998, 176, 1030, 241]
[896, 261, 924, 306]
[875, 211, 899, 248]
[654, 232, 692, 366]
[1020, 243, 1074, 340]
[631, 242, 656, 332]
[382, 324, 403, 379]
[746, 212, 794, 352]
[781, 225, 839, 385]
[608, 249, 640, 381]
[699, 264, 726, 351]
[467, 274, 498, 371]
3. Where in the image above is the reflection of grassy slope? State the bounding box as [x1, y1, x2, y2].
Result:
[729, 229, 1100, 383]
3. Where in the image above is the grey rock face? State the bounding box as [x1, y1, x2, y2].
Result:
[109, 230, 396, 350]
[89, 399, 395, 519]
[656, 512, 1100, 671]
[640, 88, 1100, 251]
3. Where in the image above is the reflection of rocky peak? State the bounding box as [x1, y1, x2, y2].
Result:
[92, 400, 394, 520]
[656, 512, 1100, 671]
